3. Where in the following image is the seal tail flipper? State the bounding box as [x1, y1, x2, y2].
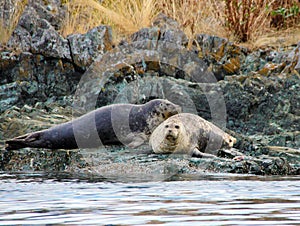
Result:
[5, 133, 41, 150]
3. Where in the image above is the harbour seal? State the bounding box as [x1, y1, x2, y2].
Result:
[5, 99, 181, 150]
[149, 113, 236, 158]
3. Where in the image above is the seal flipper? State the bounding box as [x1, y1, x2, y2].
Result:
[190, 147, 216, 158]
[126, 133, 148, 149]
[5, 132, 43, 150]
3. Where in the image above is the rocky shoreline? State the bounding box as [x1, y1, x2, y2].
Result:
[0, 0, 299, 176]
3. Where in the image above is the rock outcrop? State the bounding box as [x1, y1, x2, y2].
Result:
[1, 0, 113, 113]
[0, 2, 299, 177]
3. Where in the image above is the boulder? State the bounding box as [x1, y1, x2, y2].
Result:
[67, 25, 113, 70]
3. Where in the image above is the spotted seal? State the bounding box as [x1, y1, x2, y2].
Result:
[149, 113, 236, 158]
[6, 99, 181, 150]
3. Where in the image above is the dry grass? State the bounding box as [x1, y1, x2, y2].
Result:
[0, 20, 9, 45]
[159, 0, 300, 46]
[60, 0, 104, 37]
[61, 0, 228, 44]
[60, 0, 159, 40]
[61, 0, 300, 47]
[245, 25, 300, 49]
[0, 0, 28, 45]
[158, 0, 228, 39]
[1, 0, 297, 48]
[102, 0, 159, 34]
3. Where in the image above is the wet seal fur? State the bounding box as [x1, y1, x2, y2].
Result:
[149, 113, 236, 158]
[6, 99, 181, 150]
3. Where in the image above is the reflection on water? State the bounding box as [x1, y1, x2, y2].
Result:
[0, 173, 299, 225]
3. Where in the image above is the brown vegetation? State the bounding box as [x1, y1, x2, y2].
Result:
[270, 0, 300, 28]
[60, 0, 159, 40]
[157, 0, 227, 40]
[0, 0, 28, 45]
[1, 0, 299, 47]
[60, 0, 300, 46]
[221, 0, 273, 42]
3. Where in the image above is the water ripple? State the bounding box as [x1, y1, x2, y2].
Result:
[0, 173, 299, 225]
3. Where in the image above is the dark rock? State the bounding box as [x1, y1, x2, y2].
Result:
[129, 13, 188, 49]
[0, 82, 23, 113]
[195, 34, 248, 80]
[67, 25, 113, 70]
[194, 34, 299, 79]
[287, 41, 300, 72]
[223, 74, 300, 141]
[0, 149, 87, 172]
[0, 51, 79, 111]
[30, 18, 71, 59]
[29, 0, 66, 30]
[0, 103, 73, 141]
[8, 5, 71, 59]
[1, 4, 112, 110]
[73, 33, 214, 113]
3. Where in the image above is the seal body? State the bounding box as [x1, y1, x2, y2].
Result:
[149, 113, 236, 157]
[6, 99, 181, 150]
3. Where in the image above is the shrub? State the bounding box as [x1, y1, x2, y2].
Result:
[221, 0, 274, 42]
[270, 0, 300, 28]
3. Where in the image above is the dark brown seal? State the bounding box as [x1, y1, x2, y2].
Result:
[149, 113, 236, 158]
[6, 99, 181, 150]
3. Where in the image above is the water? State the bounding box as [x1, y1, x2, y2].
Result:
[0, 173, 299, 225]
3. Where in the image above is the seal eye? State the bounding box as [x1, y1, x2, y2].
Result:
[229, 139, 232, 143]
[175, 125, 180, 129]
[165, 125, 169, 128]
